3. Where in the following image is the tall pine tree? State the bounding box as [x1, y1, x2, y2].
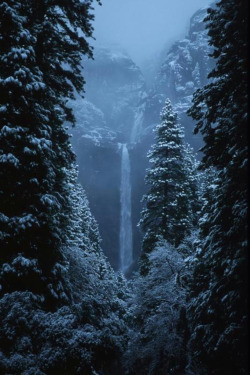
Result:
[126, 100, 200, 374]
[125, 240, 188, 375]
[187, 0, 248, 373]
[139, 99, 198, 274]
[0, 0, 99, 306]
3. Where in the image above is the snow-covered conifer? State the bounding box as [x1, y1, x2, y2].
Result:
[187, 0, 248, 373]
[125, 240, 188, 375]
[0, 0, 98, 305]
[139, 99, 198, 274]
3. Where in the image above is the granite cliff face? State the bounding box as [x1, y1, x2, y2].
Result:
[141, 7, 213, 151]
[157, 7, 212, 102]
[70, 47, 146, 270]
[83, 47, 147, 142]
[70, 7, 214, 271]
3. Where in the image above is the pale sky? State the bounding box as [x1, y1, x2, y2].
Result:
[92, 0, 211, 66]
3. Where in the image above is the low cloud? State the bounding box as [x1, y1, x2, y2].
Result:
[93, 0, 211, 66]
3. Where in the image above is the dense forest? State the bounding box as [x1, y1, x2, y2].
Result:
[0, 0, 247, 374]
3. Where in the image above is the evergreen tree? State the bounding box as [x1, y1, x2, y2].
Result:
[0, 189, 129, 362]
[0, 169, 128, 374]
[0, 0, 99, 305]
[62, 181, 129, 374]
[0, 0, 133, 375]
[126, 100, 200, 374]
[0, 1, 130, 373]
[187, 0, 248, 373]
[139, 99, 198, 274]
[125, 240, 188, 375]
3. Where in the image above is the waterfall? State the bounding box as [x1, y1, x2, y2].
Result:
[130, 102, 146, 144]
[119, 143, 133, 273]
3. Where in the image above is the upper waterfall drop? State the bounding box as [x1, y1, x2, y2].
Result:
[119, 143, 133, 273]
[130, 104, 145, 144]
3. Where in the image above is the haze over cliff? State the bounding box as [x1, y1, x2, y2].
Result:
[69, 6, 213, 271]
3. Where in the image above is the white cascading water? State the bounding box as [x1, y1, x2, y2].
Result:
[119, 143, 133, 273]
[130, 103, 146, 144]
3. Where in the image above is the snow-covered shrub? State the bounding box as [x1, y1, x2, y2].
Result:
[125, 240, 188, 375]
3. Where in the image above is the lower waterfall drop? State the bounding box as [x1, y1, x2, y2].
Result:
[119, 143, 133, 273]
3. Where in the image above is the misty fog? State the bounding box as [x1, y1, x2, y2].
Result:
[1, 1, 246, 373]
[93, 0, 211, 66]
[69, 0, 215, 273]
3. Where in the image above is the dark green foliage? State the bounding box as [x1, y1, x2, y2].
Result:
[126, 99, 200, 374]
[0, 1, 129, 374]
[0, 179, 129, 374]
[187, 1, 248, 374]
[0, 284, 126, 374]
[125, 240, 189, 375]
[139, 99, 199, 275]
[0, 0, 98, 304]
